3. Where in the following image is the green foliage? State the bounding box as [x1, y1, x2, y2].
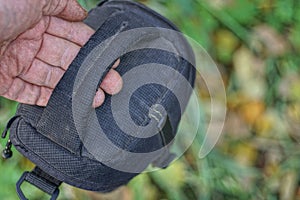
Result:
[224, 0, 258, 25]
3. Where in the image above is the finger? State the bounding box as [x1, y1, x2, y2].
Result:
[36, 33, 81, 70]
[2, 78, 38, 105]
[17, 16, 49, 40]
[47, 17, 94, 46]
[1, 78, 25, 100]
[16, 82, 41, 105]
[56, 0, 87, 21]
[1, 17, 48, 77]
[0, 70, 14, 95]
[112, 59, 121, 69]
[93, 88, 105, 108]
[2, 78, 53, 106]
[100, 69, 123, 95]
[18, 59, 65, 89]
[36, 87, 53, 106]
[44, 0, 87, 21]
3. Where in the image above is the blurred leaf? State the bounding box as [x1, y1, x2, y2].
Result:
[233, 143, 257, 166]
[224, 112, 251, 139]
[214, 29, 240, 63]
[150, 161, 187, 200]
[196, 0, 250, 45]
[290, 79, 300, 101]
[129, 174, 158, 200]
[239, 101, 265, 125]
[77, 0, 99, 10]
[152, 161, 186, 189]
[254, 24, 290, 56]
[288, 24, 300, 51]
[254, 112, 274, 137]
[280, 171, 298, 200]
[274, 0, 294, 24]
[233, 47, 267, 100]
[286, 103, 300, 142]
[224, 0, 258, 25]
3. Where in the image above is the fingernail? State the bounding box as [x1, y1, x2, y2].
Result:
[112, 59, 121, 69]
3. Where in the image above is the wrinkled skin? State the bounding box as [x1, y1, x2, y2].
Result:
[0, 0, 123, 108]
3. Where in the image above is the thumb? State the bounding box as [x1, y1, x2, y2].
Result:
[44, 0, 87, 21]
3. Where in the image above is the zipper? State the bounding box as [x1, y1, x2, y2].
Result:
[1, 115, 20, 159]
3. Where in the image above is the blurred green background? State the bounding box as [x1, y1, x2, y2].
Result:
[1, 0, 300, 199]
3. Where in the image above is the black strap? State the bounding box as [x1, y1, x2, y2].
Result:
[16, 167, 61, 200]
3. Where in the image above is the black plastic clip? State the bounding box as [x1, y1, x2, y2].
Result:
[16, 167, 61, 200]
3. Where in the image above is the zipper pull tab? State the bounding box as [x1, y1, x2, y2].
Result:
[2, 124, 13, 159]
[1, 115, 20, 160]
[2, 124, 10, 139]
[2, 139, 13, 159]
[2, 115, 20, 139]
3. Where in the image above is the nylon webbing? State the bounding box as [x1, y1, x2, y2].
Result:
[16, 167, 61, 200]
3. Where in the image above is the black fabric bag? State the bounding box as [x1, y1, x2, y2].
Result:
[1, 1, 196, 199]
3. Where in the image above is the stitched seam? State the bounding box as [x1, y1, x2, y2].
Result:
[14, 118, 116, 190]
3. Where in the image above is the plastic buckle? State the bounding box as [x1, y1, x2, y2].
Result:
[16, 172, 59, 200]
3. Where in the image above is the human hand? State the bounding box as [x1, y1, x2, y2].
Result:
[0, 0, 123, 108]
